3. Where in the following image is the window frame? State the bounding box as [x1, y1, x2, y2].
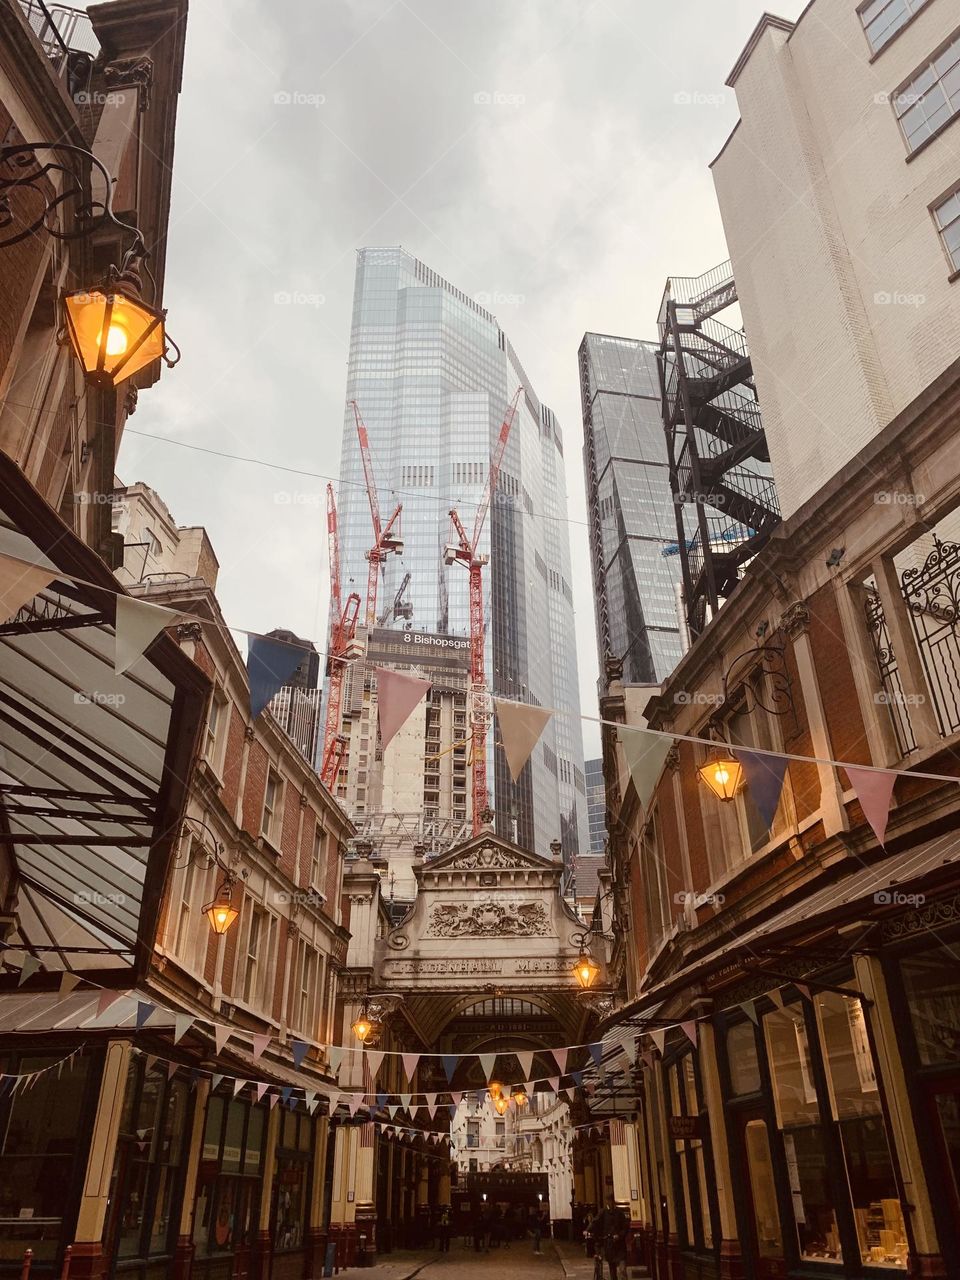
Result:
[858, 0, 933, 58]
[931, 182, 960, 276]
[261, 767, 283, 848]
[892, 28, 960, 157]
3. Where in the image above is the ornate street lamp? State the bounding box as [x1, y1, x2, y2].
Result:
[494, 1094, 509, 1116]
[204, 882, 239, 935]
[177, 816, 246, 935]
[0, 143, 180, 385]
[573, 951, 601, 989]
[697, 747, 744, 802]
[352, 1001, 378, 1044]
[488, 1079, 503, 1100]
[512, 1086, 528, 1108]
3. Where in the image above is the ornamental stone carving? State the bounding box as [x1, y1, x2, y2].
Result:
[427, 898, 549, 937]
[447, 847, 524, 870]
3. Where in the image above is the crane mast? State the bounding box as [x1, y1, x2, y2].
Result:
[353, 401, 403, 629]
[444, 386, 522, 833]
[320, 484, 361, 789]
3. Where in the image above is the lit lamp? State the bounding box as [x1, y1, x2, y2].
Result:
[488, 1080, 503, 1100]
[697, 747, 744, 802]
[494, 1094, 509, 1116]
[63, 248, 172, 385]
[512, 1087, 528, 1108]
[352, 1002, 378, 1044]
[573, 951, 601, 989]
[203, 882, 239, 935]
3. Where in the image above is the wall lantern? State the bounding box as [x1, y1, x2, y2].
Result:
[352, 1002, 378, 1044]
[177, 817, 246, 935]
[697, 747, 744, 802]
[512, 1087, 528, 1108]
[488, 1080, 503, 1100]
[203, 882, 239, 935]
[494, 1095, 510, 1116]
[573, 951, 601, 989]
[63, 250, 170, 384]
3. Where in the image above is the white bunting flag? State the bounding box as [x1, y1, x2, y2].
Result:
[114, 595, 181, 674]
[174, 1014, 195, 1045]
[365, 1050, 385, 1080]
[619, 728, 673, 813]
[0, 555, 54, 624]
[376, 668, 431, 750]
[650, 1028, 667, 1056]
[516, 1051, 535, 1080]
[494, 699, 553, 781]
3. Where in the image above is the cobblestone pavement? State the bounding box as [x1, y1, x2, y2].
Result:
[348, 1242, 565, 1279]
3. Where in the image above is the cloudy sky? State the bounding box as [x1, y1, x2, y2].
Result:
[117, 0, 806, 759]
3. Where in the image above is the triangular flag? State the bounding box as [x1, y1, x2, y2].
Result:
[248, 634, 312, 720]
[516, 1051, 534, 1080]
[619, 728, 673, 812]
[174, 1014, 194, 1044]
[328, 1047, 344, 1076]
[564, 1087, 577, 1101]
[442, 1054, 459, 1083]
[478, 1053, 497, 1082]
[256, 1083, 270, 1102]
[114, 595, 180, 674]
[388, 1105, 399, 1119]
[570, 1070, 583, 1087]
[252, 1033, 271, 1060]
[650, 1029, 666, 1056]
[327, 1090, 341, 1112]
[269, 1092, 281, 1109]
[376, 667, 430, 750]
[494, 699, 553, 780]
[588, 1043, 603, 1067]
[136, 1001, 156, 1029]
[740, 1000, 759, 1026]
[681, 1020, 698, 1046]
[347, 1096, 362, 1117]
[365, 1050, 385, 1080]
[449, 1091, 462, 1108]
[291, 1040, 310, 1069]
[280, 1087, 293, 1106]
[844, 766, 897, 846]
[97, 989, 124, 1017]
[17, 956, 40, 986]
[307, 1099, 319, 1114]
[547, 1076, 559, 1092]
[58, 972, 81, 997]
[401, 1053, 420, 1081]
[211, 1074, 224, 1092]
[399, 1093, 412, 1110]
[768, 989, 784, 1010]
[796, 983, 812, 1003]
[0, 555, 55, 624]
[233, 1078, 247, 1097]
[552, 1048, 568, 1075]
[167, 1061, 178, 1081]
[735, 748, 789, 831]
[214, 1025, 230, 1054]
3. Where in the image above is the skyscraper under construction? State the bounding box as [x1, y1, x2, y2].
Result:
[327, 247, 588, 874]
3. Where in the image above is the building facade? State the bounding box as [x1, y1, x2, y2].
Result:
[332, 247, 589, 862]
[711, 0, 960, 520]
[584, 756, 607, 857]
[579, 333, 684, 685]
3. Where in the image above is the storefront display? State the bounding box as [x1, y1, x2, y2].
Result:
[193, 1095, 264, 1260]
[272, 1111, 313, 1252]
[666, 1048, 715, 1252]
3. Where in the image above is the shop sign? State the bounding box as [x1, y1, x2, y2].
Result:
[668, 1114, 703, 1140]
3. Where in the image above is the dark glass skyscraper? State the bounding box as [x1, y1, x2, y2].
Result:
[333, 247, 589, 861]
[580, 333, 684, 686]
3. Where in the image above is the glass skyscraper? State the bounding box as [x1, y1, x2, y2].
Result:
[333, 247, 589, 861]
[579, 333, 684, 686]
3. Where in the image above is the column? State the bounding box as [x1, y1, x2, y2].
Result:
[698, 1020, 744, 1280]
[306, 1116, 330, 1276]
[173, 1076, 211, 1280]
[70, 1040, 132, 1280]
[651, 1061, 683, 1280]
[251, 1102, 280, 1280]
[854, 954, 946, 1277]
[354, 1124, 377, 1264]
[329, 1126, 356, 1266]
[609, 1119, 641, 1266]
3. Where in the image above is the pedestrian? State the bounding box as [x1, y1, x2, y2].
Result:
[439, 1205, 451, 1253]
[589, 1196, 628, 1280]
[533, 1204, 550, 1254]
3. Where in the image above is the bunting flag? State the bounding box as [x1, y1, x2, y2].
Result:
[58, 972, 81, 996]
[167, 1061, 178, 1080]
[401, 1052, 420, 1080]
[17, 955, 40, 986]
[376, 667, 431, 750]
[735, 748, 789, 830]
[280, 1087, 293, 1106]
[588, 1043, 603, 1067]
[388, 1105, 399, 1119]
[365, 1050, 385, 1080]
[347, 1096, 362, 1117]
[681, 1020, 698, 1047]
[400, 1093, 412, 1110]
[516, 1051, 534, 1080]
[844, 766, 897, 846]
[248, 634, 312, 719]
[292, 1040, 310, 1069]
[552, 1047, 568, 1074]
[136, 1001, 156, 1029]
[650, 1029, 667, 1056]
[0, 555, 55, 624]
[97, 989, 124, 1017]
[328, 1046, 344, 1077]
[211, 1074, 224, 1092]
[493, 699, 553, 781]
[114, 595, 181, 674]
[768, 988, 784, 1010]
[174, 1014, 194, 1044]
[252, 1033, 271, 1060]
[570, 1070, 583, 1087]
[256, 1082, 270, 1102]
[214, 1025, 230, 1054]
[233, 1078, 247, 1097]
[269, 1092, 281, 1110]
[442, 1054, 459, 1083]
[795, 983, 812, 1003]
[449, 1091, 462, 1108]
[327, 1090, 341, 1112]
[619, 729, 673, 812]
[564, 1087, 577, 1101]
[478, 1053, 497, 1082]
[740, 1000, 759, 1026]
[307, 1098, 320, 1114]
[547, 1077, 559, 1092]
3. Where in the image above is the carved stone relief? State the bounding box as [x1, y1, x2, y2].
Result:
[427, 897, 549, 937]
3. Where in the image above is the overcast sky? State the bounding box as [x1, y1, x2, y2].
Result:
[117, 0, 806, 761]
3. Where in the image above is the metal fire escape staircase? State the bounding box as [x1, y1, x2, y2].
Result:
[658, 260, 780, 637]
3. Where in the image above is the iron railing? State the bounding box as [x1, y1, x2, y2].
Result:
[17, 0, 98, 75]
[863, 587, 919, 757]
[900, 537, 960, 737]
[658, 260, 735, 334]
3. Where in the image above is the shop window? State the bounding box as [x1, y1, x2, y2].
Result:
[0, 1054, 92, 1261]
[725, 1021, 761, 1095]
[816, 989, 907, 1269]
[764, 1005, 841, 1263]
[901, 943, 960, 1064]
[667, 1051, 715, 1251]
[193, 1096, 263, 1257]
[109, 1058, 189, 1261]
[273, 1112, 313, 1251]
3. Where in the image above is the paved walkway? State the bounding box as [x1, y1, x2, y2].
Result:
[343, 1243, 564, 1279]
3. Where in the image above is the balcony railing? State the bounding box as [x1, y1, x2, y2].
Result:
[17, 0, 98, 76]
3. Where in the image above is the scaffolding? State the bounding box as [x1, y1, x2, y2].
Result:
[657, 260, 780, 638]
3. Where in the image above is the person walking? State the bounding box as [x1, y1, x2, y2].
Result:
[438, 1205, 451, 1253]
[588, 1197, 628, 1280]
[532, 1204, 550, 1254]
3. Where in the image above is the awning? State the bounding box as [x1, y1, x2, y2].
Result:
[0, 452, 208, 979]
[0, 988, 175, 1033]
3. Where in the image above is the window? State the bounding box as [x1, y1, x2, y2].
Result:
[261, 768, 282, 845]
[238, 904, 277, 1008]
[668, 1054, 715, 1251]
[204, 687, 228, 770]
[289, 940, 319, 1035]
[310, 823, 327, 889]
[860, 0, 932, 53]
[241, 905, 264, 1003]
[934, 188, 960, 270]
[894, 34, 960, 152]
[193, 1097, 263, 1257]
[274, 1112, 312, 1251]
[174, 850, 200, 962]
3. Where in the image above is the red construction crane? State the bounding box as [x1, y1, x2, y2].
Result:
[353, 401, 403, 629]
[444, 386, 522, 832]
[320, 484, 361, 788]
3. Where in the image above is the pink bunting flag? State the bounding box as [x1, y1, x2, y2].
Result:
[256, 1083, 270, 1102]
[552, 1047, 568, 1075]
[650, 1028, 666, 1056]
[376, 668, 431, 750]
[844, 766, 897, 846]
[252, 1033, 271, 1060]
[401, 1052, 420, 1081]
[493, 699, 553, 781]
[547, 1077, 560, 1092]
[269, 1093, 280, 1110]
[516, 1051, 534, 1080]
[449, 1091, 462, 1107]
[347, 1097, 362, 1117]
[681, 1020, 698, 1047]
[214, 1025, 230, 1054]
[795, 983, 812, 1003]
[365, 1050, 385, 1080]
[0, 554, 55, 624]
[97, 989, 124, 1017]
